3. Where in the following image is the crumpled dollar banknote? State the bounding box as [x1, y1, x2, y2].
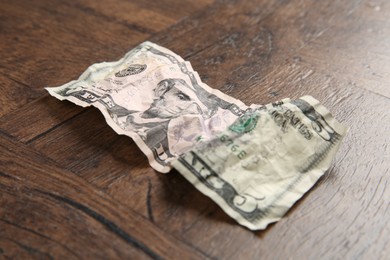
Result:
[46, 41, 347, 230]
[171, 96, 347, 230]
[46, 41, 257, 173]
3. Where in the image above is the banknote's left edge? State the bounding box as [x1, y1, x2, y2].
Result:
[46, 85, 172, 173]
[46, 84, 92, 108]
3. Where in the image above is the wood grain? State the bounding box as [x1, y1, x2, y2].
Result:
[0, 0, 212, 117]
[0, 0, 389, 259]
[0, 133, 206, 259]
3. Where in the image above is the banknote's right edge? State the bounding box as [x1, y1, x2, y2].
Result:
[297, 95, 348, 137]
[171, 95, 348, 230]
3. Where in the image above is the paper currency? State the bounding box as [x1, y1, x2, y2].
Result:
[46, 41, 253, 173]
[171, 96, 347, 230]
[46, 41, 347, 230]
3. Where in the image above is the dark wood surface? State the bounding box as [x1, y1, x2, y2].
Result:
[0, 0, 389, 259]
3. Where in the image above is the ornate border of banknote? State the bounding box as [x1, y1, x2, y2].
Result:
[46, 42, 347, 230]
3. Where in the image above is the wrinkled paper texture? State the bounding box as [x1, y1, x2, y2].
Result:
[46, 41, 255, 173]
[172, 96, 347, 230]
[46, 42, 347, 230]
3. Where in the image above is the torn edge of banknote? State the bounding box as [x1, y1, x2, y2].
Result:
[171, 96, 348, 230]
[45, 41, 254, 173]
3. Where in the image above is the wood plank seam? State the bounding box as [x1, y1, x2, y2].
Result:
[35, 189, 161, 259]
[0, 132, 209, 259]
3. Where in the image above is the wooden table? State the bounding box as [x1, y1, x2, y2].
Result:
[1, 0, 389, 259]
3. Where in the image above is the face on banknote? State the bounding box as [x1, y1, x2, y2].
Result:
[46, 42, 250, 173]
[46, 41, 347, 230]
